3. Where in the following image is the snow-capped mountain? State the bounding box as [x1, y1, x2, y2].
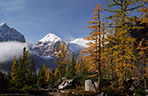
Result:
[0, 23, 25, 42]
[68, 38, 89, 53]
[0, 22, 87, 72]
[69, 38, 89, 47]
[39, 33, 62, 43]
[30, 35, 89, 57]
[29, 33, 64, 57]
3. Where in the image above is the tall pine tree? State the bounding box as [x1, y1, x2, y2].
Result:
[11, 56, 17, 81]
[37, 64, 47, 88]
[137, 8, 148, 89]
[84, 4, 103, 93]
[54, 43, 68, 81]
[10, 47, 30, 91]
[65, 54, 76, 78]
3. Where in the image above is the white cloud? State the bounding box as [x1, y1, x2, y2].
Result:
[0, 41, 28, 63]
[0, 0, 26, 12]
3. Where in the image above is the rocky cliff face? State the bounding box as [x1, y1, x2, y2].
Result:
[29, 33, 65, 57]
[0, 23, 26, 72]
[0, 23, 25, 42]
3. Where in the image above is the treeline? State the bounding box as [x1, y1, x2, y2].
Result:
[0, 48, 37, 93]
[0, 45, 88, 93]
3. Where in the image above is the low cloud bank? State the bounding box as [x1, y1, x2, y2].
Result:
[0, 41, 28, 63]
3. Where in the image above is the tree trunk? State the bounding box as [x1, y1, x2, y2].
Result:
[144, 77, 147, 89]
[97, 6, 101, 93]
[98, 65, 101, 93]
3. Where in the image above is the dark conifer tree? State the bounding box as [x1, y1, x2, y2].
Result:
[37, 64, 47, 88]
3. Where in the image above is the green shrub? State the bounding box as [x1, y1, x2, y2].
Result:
[73, 73, 90, 86]
[0, 71, 9, 93]
[134, 88, 147, 96]
[21, 85, 33, 92]
[106, 87, 121, 96]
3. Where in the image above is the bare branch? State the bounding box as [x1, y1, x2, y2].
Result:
[127, 4, 145, 11]
[113, 0, 122, 6]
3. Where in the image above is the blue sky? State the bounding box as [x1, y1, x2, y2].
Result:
[0, 0, 145, 42]
[0, 0, 108, 42]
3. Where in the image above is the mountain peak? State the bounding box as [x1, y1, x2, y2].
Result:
[0, 22, 25, 42]
[0, 22, 9, 30]
[0, 22, 7, 25]
[39, 33, 62, 43]
[69, 38, 89, 47]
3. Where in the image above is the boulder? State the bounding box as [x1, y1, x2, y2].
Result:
[85, 79, 96, 92]
[146, 89, 148, 94]
[98, 92, 107, 96]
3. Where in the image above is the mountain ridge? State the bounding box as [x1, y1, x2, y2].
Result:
[0, 23, 25, 42]
[0, 22, 87, 72]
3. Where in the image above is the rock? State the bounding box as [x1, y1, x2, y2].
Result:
[130, 86, 135, 91]
[146, 89, 148, 94]
[101, 92, 107, 96]
[132, 77, 139, 84]
[94, 82, 98, 88]
[98, 92, 107, 96]
[58, 79, 73, 90]
[85, 80, 92, 91]
[62, 77, 66, 80]
[60, 90, 69, 93]
[133, 93, 136, 96]
[85, 79, 96, 92]
[72, 92, 75, 94]
[101, 92, 104, 96]
[54, 93, 62, 96]
[91, 85, 96, 92]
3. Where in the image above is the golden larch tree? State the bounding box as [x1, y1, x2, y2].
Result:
[11, 56, 17, 80]
[84, 4, 103, 93]
[54, 43, 68, 81]
[105, 0, 147, 90]
[137, 7, 148, 89]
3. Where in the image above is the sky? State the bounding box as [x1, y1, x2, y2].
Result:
[0, 0, 146, 42]
[0, 0, 108, 42]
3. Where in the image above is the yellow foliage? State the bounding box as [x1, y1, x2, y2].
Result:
[54, 67, 59, 78]
[11, 56, 17, 80]
[54, 43, 68, 80]
[45, 68, 51, 83]
[137, 38, 148, 79]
